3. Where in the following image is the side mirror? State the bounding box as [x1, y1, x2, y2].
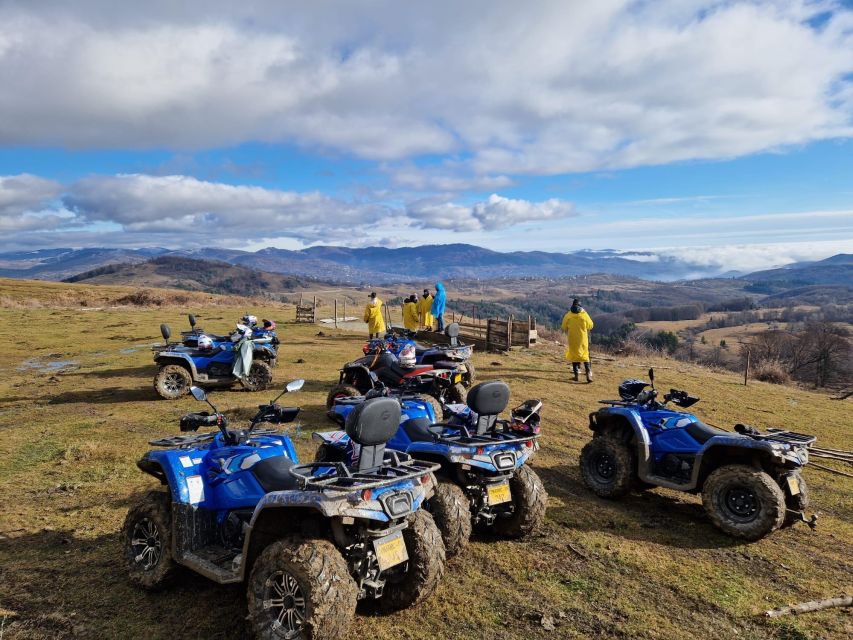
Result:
[190, 386, 207, 402]
[286, 379, 305, 393]
[160, 323, 171, 341]
[188, 313, 196, 328]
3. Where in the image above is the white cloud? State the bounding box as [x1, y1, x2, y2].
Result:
[407, 193, 577, 231]
[64, 174, 389, 235]
[0, 174, 62, 216]
[0, 1, 849, 178]
[657, 238, 853, 274]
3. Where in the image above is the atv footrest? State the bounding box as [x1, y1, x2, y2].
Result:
[179, 545, 241, 584]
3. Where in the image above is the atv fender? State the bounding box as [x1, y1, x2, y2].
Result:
[154, 352, 199, 379]
[340, 364, 373, 389]
[693, 439, 788, 490]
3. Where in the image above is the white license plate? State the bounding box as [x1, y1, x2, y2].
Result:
[487, 481, 512, 505]
[373, 531, 408, 572]
[787, 475, 801, 495]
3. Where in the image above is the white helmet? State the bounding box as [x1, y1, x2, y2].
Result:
[241, 314, 258, 327]
[232, 323, 251, 342]
[399, 344, 417, 368]
[197, 334, 214, 351]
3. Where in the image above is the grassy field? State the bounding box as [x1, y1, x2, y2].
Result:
[0, 280, 850, 639]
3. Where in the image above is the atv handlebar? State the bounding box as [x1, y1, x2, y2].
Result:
[180, 411, 226, 432]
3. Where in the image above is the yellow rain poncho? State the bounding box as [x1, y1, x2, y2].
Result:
[561, 309, 594, 362]
[418, 294, 434, 329]
[403, 301, 419, 331]
[363, 298, 386, 334]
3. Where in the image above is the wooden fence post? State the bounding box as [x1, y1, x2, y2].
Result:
[744, 348, 750, 386]
[506, 315, 513, 350]
[334, 299, 338, 329]
[343, 299, 346, 322]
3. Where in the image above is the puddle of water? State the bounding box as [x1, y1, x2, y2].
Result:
[17, 358, 79, 372]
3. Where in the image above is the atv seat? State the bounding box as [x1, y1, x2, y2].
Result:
[466, 381, 510, 435]
[402, 417, 445, 442]
[345, 397, 401, 471]
[252, 456, 301, 492]
[433, 360, 460, 370]
[686, 420, 729, 444]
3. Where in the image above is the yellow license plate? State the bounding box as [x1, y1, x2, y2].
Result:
[453, 373, 463, 383]
[374, 532, 408, 572]
[787, 475, 800, 495]
[487, 482, 512, 505]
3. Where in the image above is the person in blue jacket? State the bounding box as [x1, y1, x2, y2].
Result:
[431, 282, 447, 332]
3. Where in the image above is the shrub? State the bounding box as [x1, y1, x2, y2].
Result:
[752, 360, 790, 384]
[114, 289, 165, 307]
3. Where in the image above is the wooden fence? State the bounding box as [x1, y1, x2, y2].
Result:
[423, 313, 537, 351]
[295, 295, 317, 323]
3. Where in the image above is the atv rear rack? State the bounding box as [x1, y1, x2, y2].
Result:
[290, 453, 440, 491]
[434, 425, 539, 447]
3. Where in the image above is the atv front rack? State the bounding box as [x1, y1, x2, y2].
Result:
[736, 425, 816, 447]
[149, 428, 285, 448]
[290, 453, 440, 491]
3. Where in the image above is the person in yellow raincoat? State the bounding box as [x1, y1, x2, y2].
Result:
[363, 292, 386, 338]
[418, 288, 434, 330]
[403, 295, 420, 331]
[561, 298, 594, 382]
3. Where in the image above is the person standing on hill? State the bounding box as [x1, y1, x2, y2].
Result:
[419, 288, 434, 331]
[431, 282, 447, 332]
[403, 294, 420, 331]
[561, 298, 594, 382]
[363, 291, 386, 339]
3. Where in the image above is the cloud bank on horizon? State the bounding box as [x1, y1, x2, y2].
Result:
[0, 0, 851, 272]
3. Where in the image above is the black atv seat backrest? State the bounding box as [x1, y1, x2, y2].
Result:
[466, 381, 510, 435]
[345, 397, 401, 471]
[445, 322, 460, 346]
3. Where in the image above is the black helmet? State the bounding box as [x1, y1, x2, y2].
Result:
[618, 379, 649, 401]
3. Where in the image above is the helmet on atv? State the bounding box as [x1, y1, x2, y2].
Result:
[618, 379, 649, 401]
[241, 314, 258, 327]
[399, 343, 417, 368]
[197, 334, 214, 351]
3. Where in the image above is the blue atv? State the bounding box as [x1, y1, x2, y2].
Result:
[365, 323, 476, 387]
[152, 323, 276, 399]
[316, 380, 548, 556]
[123, 381, 446, 639]
[581, 368, 816, 541]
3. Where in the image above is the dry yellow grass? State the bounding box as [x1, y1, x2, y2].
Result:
[0, 280, 850, 639]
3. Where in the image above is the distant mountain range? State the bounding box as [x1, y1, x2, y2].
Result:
[62, 256, 321, 295]
[0, 244, 850, 286]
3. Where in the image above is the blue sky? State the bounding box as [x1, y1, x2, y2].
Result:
[0, 1, 851, 273]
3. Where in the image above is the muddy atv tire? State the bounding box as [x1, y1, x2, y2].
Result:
[426, 480, 472, 557]
[493, 465, 548, 538]
[442, 382, 467, 406]
[325, 384, 360, 410]
[314, 443, 346, 464]
[241, 361, 273, 392]
[782, 471, 809, 527]
[248, 537, 358, 640]
[463, 361, 476, 388]
[702, 464, 786, 541]
[379, 510, 446, 612]
[154, 364, 192, 400]
[580, 436, 636, 498]
[122, 490, 177, 590]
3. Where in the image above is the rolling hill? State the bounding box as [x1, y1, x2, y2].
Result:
[62, 256, 324, 295]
